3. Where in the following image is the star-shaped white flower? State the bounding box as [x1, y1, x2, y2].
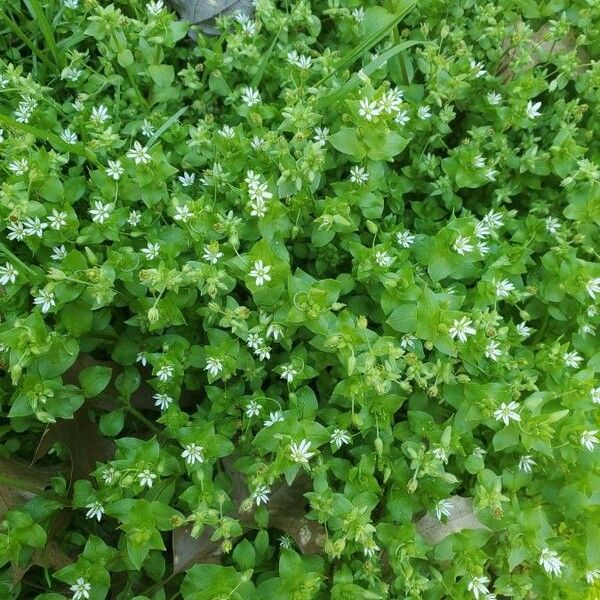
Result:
[289, 439, 315, 464]
[249, 260, 271, 286]
[493, 401, 521, 426]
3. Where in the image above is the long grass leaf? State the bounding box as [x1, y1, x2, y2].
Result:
[0, 113, 99, 165]
[316, 39, 428, 110]
[24, 0, 62, 68]
[316, 0, 416, 88]
[0, 9, 54, 71]
[147, 106, 188, 149]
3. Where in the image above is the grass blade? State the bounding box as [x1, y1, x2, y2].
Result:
[147, 106, 188, 149]
[316, 0, 416, 88]
[0, 113, 100, 165]
[23, 0, 62, 68]
[316, 39, 428, 109]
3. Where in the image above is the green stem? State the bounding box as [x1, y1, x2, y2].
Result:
[124, 405, 160, 434]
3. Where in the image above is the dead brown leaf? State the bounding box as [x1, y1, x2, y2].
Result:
[415, 495, 489, 545]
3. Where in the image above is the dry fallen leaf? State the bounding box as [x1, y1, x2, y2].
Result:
[415, 495, 489, 545]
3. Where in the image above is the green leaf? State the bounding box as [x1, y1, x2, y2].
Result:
[329, 128, 366, 160]
[79, 366, 112, 398]
[233, 539, 256, 570]
[148, 64, 175, 87]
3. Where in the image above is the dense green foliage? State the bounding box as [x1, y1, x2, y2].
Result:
[0, 0, 599, 598]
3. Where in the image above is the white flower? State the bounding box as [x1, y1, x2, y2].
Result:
[23, 217, 48, 238]
[539, 548, 563, 576]
[395, 109, 410, 126]
[330, 429, 351, 449]
[128, 210, 141, 227]
[51, 245, 67, 261]
[60, 128, 78, 144]
[89, 201, 113, 224]
[586, 570, 600, 584]
[0, 263, 18, 285]
[379, 88, 404, 114]
[241, 86, 261, 107]
[435, 498, 453, 520]
[146, 0, 164, 16]
[101, 467, 116, 485]
[63, 0, 79, 8]
[137, 468, 157, 488]
[591, 387, 600, 405]
[279, 534, 293, 549]
[519, 455, 536, 473]
[72, 98, 85, 112]
[264, 410, 284, 427]
[136, 352, 147, 366]
[449, 316, 477, 342]
[473, 155, 485, 169]
[246, 333, 263, 350]
[581, 430, 598, 452]
[33, 289, 55, 313]
[351, 7, 365, 22]
[181, 443, 204, 465]
[174, 204, 193, 223]
[251, 484, 270, 506]
[219, 124, 235, 139]
[474, 221, 491, 239]
[485, 340, 502, 361]
[545, 216, 560, 234]
[153, 393, 173, 410]
[526, 100, 542, 119]
[358, 98, 381, 121]
[248, 181, 272, 204]
[0, 129, 4, 143]
[375, 251, 394, 268]
[141, 119, 155, 137]
[431, 447, 448, 463]
[280, 364, 298, 383]
[363, 539, 380, 558]
[6, 221, 25, 241]
[205, 357, 223, 378]
[467, 576, 490, 599]
[289, 439, 315, 464]
[516, 322, 532, 338]
[495, 279, 515, 299]
[586, 277, 600, 300]
[401, 334, 417, 349]
[69, 577, 91, 600]
[106, 159, 124, 181]
[266, 323, 283, 341]
[313, 127, 329, 146]
[249, 198, 267, 218]
[202, 244, 223, 264]
[245, 400, 262, 418]
[473, 447, 486, 459]
[485, 168, 497, 181]
[250, 135, 265, 149]
[588, 305, 598, 318]
[453, 235, 474, 255]
[487, 92, 502, 105]
[563, 351, 583, 369]
[349, 165, 369, 184]
[8, 158, 29, 176]
[417, 105, 432, 119]
[62, 67, 82, 82]
[493, 401, 521, 426]
[581, 323, 596, 336]
[396, 230, 415, 248]
[85, 501, 105, 521]
[249, 260, 272, 286]
[156, 364, 174, 381]
[47, 209, 67, 230]
[254, 345, 271, 361]
[178, 171, 195, 187]
[90, 105, 110, 124]
[14, 104, 33, 124]
[126, 141, 151, 165]
[470, 60, 487, 78]
[141, 242, 160, 260]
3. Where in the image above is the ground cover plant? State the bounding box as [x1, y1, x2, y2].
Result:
[0, 0, 599, 598]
